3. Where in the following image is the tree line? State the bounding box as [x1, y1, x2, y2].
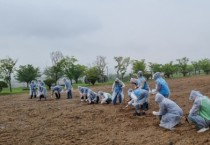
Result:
[0, 51, 210, 92]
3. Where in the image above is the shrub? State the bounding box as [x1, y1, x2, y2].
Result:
[0, 81, 8, 92]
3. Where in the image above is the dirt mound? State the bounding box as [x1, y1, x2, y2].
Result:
[1, 75, 210, 145]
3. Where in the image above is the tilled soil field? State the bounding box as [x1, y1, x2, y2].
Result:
[1, 75, 210, 145]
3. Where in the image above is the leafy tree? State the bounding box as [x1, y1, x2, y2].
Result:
[0, 81, 8, 92]
[85, 67, 100, 85]
[114, 56, 130, 80]
[173, 64, 180, 76]
[148, 62, 162, 73]
[15, 64, 41, 88]
[199, 58, 210, 74]
[61, 56, 77, 83]
[44, 78, 55, 90]
[72, 64, 87, 83]
[144, 72, 152, 80]
[191, 61, 201, 75]
[0, 57, 17, 92]
[132, 59, 146, 74]
[187, 64, 194, 76]
[94, 56, 107, 83]
[44, 64, 64, 84]
[176, 57, 189, 77]
[162, 61, 175, 78]
[44, 51, 64, 84]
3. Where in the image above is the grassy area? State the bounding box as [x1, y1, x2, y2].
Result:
[0, 81, 115, 96]
[0, 87, 29, 96]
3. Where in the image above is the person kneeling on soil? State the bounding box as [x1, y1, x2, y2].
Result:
[152, 93, 183, 130]
[51, 85, 63, 99]
[126, 88, 149, 116]
[38, 85, 47, 101]
[87, 89, 99, 104]
[98, 91, 112, 104]
[187, 90, 210, 133]
[78, 86, 89, 102]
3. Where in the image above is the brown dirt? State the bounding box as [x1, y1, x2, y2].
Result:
[1, 75, 210, 145]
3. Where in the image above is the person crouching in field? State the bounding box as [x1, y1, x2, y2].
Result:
[152, 93, 183, 130]
[78, 86, 89, 102]
[38, 85, 47, 101]
[29, 80, 37, 99]
[136, 71, 150, 91]
[51, 85, 63, 99]
[98, 91, 112, 104]
[152, 72, 170, 98]
[130, 78, 149, 110]
[126, 89, 149, 116]
[87, 89, 99, 104]
[112, 78, 125, 106]
[187, 90, 210, 133]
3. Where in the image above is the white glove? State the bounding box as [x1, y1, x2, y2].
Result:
[128, 101, 132, 106]
[125, 105, 128, 108]
[152, 111, 159, 115]
[151, 89, 156, 95]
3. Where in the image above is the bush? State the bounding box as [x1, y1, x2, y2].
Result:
[44, 79, 56, 90]
[0, 81, 8, 92]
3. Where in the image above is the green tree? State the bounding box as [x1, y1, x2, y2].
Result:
[61, 56, 86, 83]
[72, 64, 87, 83]
[0, 57, 17, 92]
[44, 78, 55, 90]
[44, 64, 64, 84]
[94, 56, 107, 83]
[132, 59, 146, 74]
[114, 56, 130, 80]
[199, 58, 210, 74]
[16, 64, 41, 88]
[191, 61, 201, 75]
[61, 56, 77, 83]
[44, 51, 64, 84]
[148, 62, 162, 73]
[85, 67, 100, 85]
[176, 57, 189, 77]
[162, 61, 175, 78]
[187, 64, 194, 76]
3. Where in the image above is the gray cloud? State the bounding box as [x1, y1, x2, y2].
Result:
[0, 1, 101, 38]
[0, 0, 210, 72]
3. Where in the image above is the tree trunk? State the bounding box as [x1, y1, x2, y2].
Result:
[9, 80, 12, 92]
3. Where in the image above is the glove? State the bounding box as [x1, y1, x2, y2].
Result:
[151, 89, 156, 95]
[152, 111, 159, 115]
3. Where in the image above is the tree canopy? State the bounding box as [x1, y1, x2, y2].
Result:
[16, 64, 41, 87]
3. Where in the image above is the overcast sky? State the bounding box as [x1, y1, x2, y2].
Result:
[0, 0, 210, 73]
